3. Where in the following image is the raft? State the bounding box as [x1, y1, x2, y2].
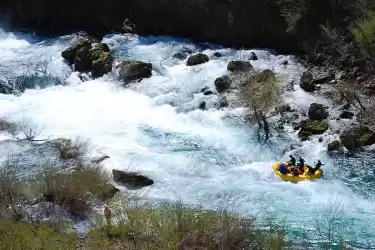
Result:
[272, 162, 323, 182]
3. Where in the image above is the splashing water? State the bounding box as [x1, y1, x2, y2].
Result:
[0, 26, 374, 249]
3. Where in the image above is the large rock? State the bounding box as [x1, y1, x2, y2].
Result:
[187, 53, 209, 66]
[227, 61, 253, 72]
[339, 111, 354, 119]
[299, 71, 315, 92]
[74, 46, 92, 72]
[112, 169, 154, 188]
[340, 126, 375, 150]
[90, 43, 114, 78]
[61, 38, 92, 63]
[214, 75, 231, 93]
[299, 120, 329, 138]
[308, 103, 329, 120]
[327, 140, 340, 151]
[118, 60, 152, 83]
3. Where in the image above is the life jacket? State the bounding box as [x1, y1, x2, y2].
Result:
[279, 163, 288, 174]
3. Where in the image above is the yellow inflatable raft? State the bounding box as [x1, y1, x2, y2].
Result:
[272, 162, 323, 182]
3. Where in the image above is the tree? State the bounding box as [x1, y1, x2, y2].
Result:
[238, 69, 282, 141]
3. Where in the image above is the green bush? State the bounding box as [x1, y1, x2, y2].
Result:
[350, 11, 375, 52]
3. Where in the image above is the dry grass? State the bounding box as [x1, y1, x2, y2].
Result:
[0, 118, 18, 134]
[53, 137, 90, 160]
[38, 163, 113, 216]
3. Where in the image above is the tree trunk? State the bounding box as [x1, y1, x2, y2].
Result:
[261, 115, 270, 141]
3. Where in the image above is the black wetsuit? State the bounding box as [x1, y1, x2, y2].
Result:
[288, 155, 296, 166]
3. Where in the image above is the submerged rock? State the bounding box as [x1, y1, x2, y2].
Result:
[213, 52, 222, 58]
[112, 169, 154, 188]
[327, 140, 340, 151]
[227, 61, 252, 72]
[249, 52, 258, 60]
[276, 104, 292, 114]
[299, 71, 315, 92]
[299, 120, 329, 138]
[308, 103, 329, 120]
[340, 126, 375, 150]
[187, 53, 209, 66]
[173, 52, 188, 60]
[219, 96, 229, 108]
[198, 101, 206, 110]
[339, 111, 354, 119]
[118, 60, 152, 83]
[203, 90, 214, 95]
[214, 75, 231, 93]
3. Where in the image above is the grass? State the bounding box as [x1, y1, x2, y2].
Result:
[37, 163, 114, 216]
[53, 137, 90, 160]
[85, 200, 287, 250]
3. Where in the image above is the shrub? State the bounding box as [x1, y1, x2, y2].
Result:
[350, 10, 375, 54]
[38, 164, 113, 216]
[87, 200, 287, 250]
[19, 117, 44, 141]
[0, 219, 76, 250]
[53, 137, 90, 160]
[0, 118, 18, 134]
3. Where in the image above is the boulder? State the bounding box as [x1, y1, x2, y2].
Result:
[227, 61, 252, 72]
[61, 38, 92, 63]
[339, 111, 354, 119]
[213, 52, 222, 58]
[340, 126, 375, 150]
[299, 71, 315, 92]
[249, 52, 258, 60]
[214, 75, 231, 93]
[275, 104, 291, 114]
[74, 46, 91, 72]
[118, 60, 152, 83]
[327, 140, 340, 151]
[112, 169, 154, 188]
[313, 73, 335, 85]
[186, 53, 209, 66]
[219, 96, 228, 108]
[90, 45, 114, 78]
[308, 103, 329, 120]
[299, 120, 329, 137]
[198, 101, 206, 110]
[203, 90, 214, 95]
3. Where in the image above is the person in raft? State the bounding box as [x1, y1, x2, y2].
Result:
[278, 156, 323, 176]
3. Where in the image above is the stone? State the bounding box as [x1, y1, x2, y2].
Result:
[118, 60, 152, 83]
[339, 111, 354, 119]
[112, 169, 154, 188]
[227, 61, 252, 72]
[187, 53, 209, 66]
[219, 96, 228, 108]
[61, 38, 92, 63]
[282, 60, 288, 65]
[275, 104, 292, 114]
[213, 52, 222, 58]
[258, 69, 275, 81]
[299, 71, 315, 92]
[299, 120, 329, 136]
[198, 101, 206, 110]
[340, 126, 375, 150]
[214, 75, 231, 93]
[313, 73, 335, 85]
[74, 46, 91, 72]
[249, 52, 258, 60]
[308, 103, 329, 120]
[203, 90, 214, 95]
[327, 140, 340, 152]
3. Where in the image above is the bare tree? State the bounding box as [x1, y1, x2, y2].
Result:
[238, 70, 282, 141]
[312, 197, 349, 250]
[18, 117, 44, 141]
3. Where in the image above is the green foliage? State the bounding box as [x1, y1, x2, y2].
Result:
[86, 200, 287, 250]
[350, 11, 375, 52]
[37, 164, 113, 216]
[0, 220, 76, 250]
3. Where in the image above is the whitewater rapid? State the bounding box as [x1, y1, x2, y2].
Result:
[0, 26, 374, 249]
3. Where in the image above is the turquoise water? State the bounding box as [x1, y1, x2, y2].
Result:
[0, 26, 374, 249]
